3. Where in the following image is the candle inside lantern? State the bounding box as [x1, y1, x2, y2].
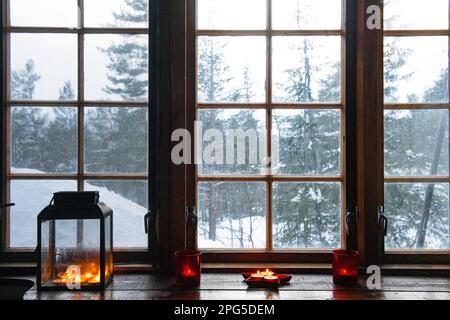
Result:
[175, 250, 202, 288]
[332, 250, 360, 286]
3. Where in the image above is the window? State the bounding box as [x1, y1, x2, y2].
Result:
[196, 0, 345, 251]
[2, 0, 150, 253]
[384, 0, 450, 251]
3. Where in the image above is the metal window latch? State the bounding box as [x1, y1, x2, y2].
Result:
[144, 210, 155, 234]
[345, 206, 359, 237]
[0, 203, 15, 209]
[377, 206, 388, 237]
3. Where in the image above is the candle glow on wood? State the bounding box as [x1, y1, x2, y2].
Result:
[52, 263, 111, 285]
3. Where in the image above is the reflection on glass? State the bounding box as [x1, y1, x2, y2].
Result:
[10, 34, 78, 100]
[384, 37, 448, 103]
[85, 181, 148, 248]
[84, 35, 148, 101]
[272, 36, 341, 103]
[272, 109, 340, 175]
[385, 110, 449, 176]
[272, 0, 341, 30]
[11, 107, 78, 174]
[197, 37, 266, 103]
[84, 0, 149, 28]
[198, 0, 266, 30]
[273, 183, 341, 249]
[85, 107, 148, 174]
[198, 109, 266, 176]
[10, 0, 78, 27]
[198, 182, 266, 249]
[385, 183, 449, 250]
[384, 0, 448, 30]
[10, 180, 77, 248]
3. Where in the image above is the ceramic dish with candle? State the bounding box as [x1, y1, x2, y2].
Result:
[242, 269, 292, 288]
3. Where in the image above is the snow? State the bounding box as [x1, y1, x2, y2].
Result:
[10, 168, 147, 248]
[198, 216, 266, 249]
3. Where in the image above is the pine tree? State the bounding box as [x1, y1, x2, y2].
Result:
[11, 60, 45, 171]
[11, 59, 41, 100]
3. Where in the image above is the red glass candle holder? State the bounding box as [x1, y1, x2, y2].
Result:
[332, 250, 360, 286]
[175, 250, 202, 288]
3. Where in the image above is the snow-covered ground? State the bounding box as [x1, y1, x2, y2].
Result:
[198, 216, 266, 249]
[10, 169, 147, 248]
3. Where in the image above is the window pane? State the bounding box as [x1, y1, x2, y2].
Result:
[84, 0, 149, 28]
[273, 183, 341, 249]
[197, 109, 266, 176]
[84, 34, 148, 101]
[10, 34, 78, 100]
[384, 0, 448, 30]
[11, 107, 78, 173]
[198, 37, 266, 103]
[385, 110, 449, 176]
[272, 109, 340, 175]
[198, 182, 266, 249]
[85, 180, 148, 248]
[85, 107, 148, 174]
[10, 180, 77, 248]
[273, 36, 341, 103]
[272, 0, 341, 30]
[384, 37, 448, 103]
[385, 183, 449, 250]
[10, 0, 78, 27]
[198, 0, 266, 30]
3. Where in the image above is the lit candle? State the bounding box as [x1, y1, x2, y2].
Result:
[175, 250, 202, 288]
[332, 250, 360, 286]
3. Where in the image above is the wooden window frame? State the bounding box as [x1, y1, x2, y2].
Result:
[0, 0, 157, 265]
[185, 0, 357, 264]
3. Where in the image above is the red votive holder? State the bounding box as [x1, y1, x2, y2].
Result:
[175, 250, 202, 288]
[332, 250, 360, 286]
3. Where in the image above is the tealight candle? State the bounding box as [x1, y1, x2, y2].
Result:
[332, 250, 360, 286]
[175, 250, 202, 288]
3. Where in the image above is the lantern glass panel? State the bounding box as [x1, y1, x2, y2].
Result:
[40, 219, 103, 288]
[105, 215, 113, 280]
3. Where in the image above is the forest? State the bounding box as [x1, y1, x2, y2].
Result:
[9, 0, 450, 250]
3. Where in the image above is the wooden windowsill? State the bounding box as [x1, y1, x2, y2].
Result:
[1, 262, 450, 277]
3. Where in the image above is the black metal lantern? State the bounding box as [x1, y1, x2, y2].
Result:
[37, 192, 113, 291]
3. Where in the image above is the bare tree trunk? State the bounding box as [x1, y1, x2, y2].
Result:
[415, 112, 447, 248]
[208, 184, 217, 241]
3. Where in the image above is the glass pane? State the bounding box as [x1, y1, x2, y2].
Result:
[85, 180, 148, 248]
[10, 0, 78, 27]
[197, 109, 266, 176]
[198, 37, 266, 103]
[384, 0, 448, 30]
[384, 37, 448, 103]
[273, 183, 341, 249]
[11, 107, 78, 174]
[84, 0, 149, 28]
[385, 183, 449, 250]
[198, 0, 266, 30]
[272, 109, 340, 175]
[10, 180, 77, 248]
[272, 0, 342, 30]
[85, 107, 148, 174]
[273, 36, 341, 103]
[198, 182, 266, 249]
[10, 34, 78, 100]
[84, 34, 148, 101]
[385, 110, 449, 176]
